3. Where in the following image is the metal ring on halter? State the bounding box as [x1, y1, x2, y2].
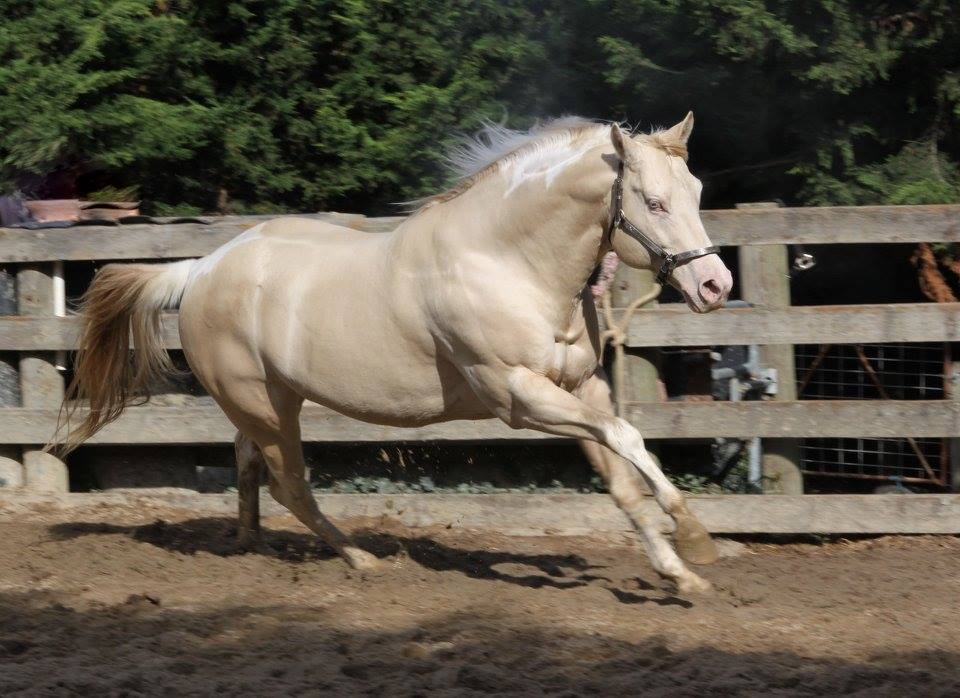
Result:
[605, 162, 719, 285]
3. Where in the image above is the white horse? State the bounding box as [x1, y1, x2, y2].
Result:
[61, 113, 732, 593]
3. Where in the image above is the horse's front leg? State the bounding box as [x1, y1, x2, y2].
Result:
[576, 372, 714, 588]
[479, 366, 715, 593]
[576, 369, 651, 498]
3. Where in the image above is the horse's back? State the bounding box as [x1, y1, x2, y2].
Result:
[181, 215, 397, 342]
[257, 216, 384, 246]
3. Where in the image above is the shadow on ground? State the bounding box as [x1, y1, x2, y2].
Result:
[1, 589, 957, 696]
[50, 517, 607, 590]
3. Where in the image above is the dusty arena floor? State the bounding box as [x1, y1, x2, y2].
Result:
[1, 501, 958, 696]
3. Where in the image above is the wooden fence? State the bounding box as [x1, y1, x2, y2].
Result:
[1, 204, 959, 492]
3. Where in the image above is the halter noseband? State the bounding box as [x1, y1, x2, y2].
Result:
[605, 161, 720, 285]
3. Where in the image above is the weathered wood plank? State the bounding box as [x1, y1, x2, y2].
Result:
[3, 490, 959, 535]
[5, 302, 957, 351]
[685, 493, 960, 534]
[700, 204, 960, 246]
[623, 400, 960, 439]
[1, 399, 956, 444]
[0, 204, 957, 262]
[0, 314, 181, 350]
[0, 405, 557, 445]
[0, 213, 405, 263]
[625, 302, 960, 347]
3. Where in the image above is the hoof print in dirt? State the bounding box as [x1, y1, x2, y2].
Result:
[123, 593, 161, 607]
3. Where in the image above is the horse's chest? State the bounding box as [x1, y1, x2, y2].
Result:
[545, 321, 598, 390]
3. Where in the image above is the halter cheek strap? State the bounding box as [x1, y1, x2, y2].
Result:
[605, 161, 719, 285]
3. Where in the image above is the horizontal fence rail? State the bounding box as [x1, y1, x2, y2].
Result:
[1, 203, 958, 496]
[624, 302, 960, 347]
[3, 301, 957, 351]
[1, 204, 958, 263]
[0, 314, 181, 351]
[4, 406, 553, 445]
[700, 204, 960, 246]
[0, 213, 404, 263]
[3, 400, 957, 446]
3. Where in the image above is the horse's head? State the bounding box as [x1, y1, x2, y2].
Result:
[607, 113, 732, 313]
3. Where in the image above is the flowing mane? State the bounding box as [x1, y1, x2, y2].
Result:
[414, 117, 689, 210]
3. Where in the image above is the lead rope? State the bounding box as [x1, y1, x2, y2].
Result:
[599, 282, 662, 417]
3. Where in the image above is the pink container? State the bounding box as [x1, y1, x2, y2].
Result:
[80, 202, 141, 221]
[25, 199, 81, 222]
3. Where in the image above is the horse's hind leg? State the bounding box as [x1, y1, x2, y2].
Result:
[235, 431, 265, 550]
[224, 383, 380, 571]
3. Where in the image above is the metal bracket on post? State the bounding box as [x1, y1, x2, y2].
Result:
[712, 344, 775, 492]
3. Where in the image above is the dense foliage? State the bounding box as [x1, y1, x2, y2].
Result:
[0, 0, 957, 214]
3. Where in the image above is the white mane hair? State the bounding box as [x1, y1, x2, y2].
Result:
[413, 116, 688, 211]
[414, 117, 611, 209]
[443, 116, 606, 180]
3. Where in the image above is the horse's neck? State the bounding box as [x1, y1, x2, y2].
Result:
[437, 158, 610, 306]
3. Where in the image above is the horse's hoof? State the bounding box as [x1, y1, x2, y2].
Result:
[677, 572, 713, 595]
[343, 547, 383, 573]
[673, 516, 720, 566]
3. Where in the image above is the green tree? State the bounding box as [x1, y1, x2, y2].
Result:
[181, 0, 551, 213]
[0, 1, 957, 213]
[584, 1, 960, 206]
[0, 0, 211, 199]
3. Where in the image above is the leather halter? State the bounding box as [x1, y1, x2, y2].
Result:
[605, 161, 720, 285]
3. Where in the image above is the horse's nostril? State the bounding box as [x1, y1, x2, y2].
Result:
[699, 279, 722, 304]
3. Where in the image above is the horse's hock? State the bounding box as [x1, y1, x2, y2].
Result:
[0, 206, 959, 513]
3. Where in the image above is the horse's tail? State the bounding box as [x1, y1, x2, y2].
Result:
[51, 259, 197, 454]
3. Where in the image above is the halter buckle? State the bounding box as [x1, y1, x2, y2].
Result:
[656, 257, 674, 285]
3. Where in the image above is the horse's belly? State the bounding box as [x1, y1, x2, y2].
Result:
[258, 290, 488, 425]
[292, 357, 459, 426]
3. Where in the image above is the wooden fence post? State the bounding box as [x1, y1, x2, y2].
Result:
[949, 357, 960, 492]
[0, 266, 23, 488]
[736, 203, 804, 495]
[17, 264, 69, 492]
[610, 266, 662, 405]
[611, 266, 663, 479]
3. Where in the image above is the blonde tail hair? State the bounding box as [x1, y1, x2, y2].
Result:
[52, 259, 196, 453]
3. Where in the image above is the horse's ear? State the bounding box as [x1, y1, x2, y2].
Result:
[610, 124, 640, 166]
[663, 111, 694, 146]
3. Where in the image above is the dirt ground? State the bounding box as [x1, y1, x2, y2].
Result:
[1, 501, 958, 696]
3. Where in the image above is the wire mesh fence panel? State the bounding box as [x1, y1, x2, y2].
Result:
[795, 342, 951, 486]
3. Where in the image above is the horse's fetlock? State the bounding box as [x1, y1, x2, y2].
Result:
[650, 555, 689, 583]
[663, 494, 689, 518]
